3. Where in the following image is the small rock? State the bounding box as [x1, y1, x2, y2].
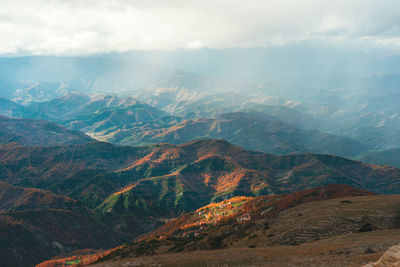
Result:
[364, 244, 400, 266]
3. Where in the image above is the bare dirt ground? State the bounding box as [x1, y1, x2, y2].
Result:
[91, 229, 400, 267]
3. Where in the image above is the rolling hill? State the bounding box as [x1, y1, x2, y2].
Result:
[0, 209, 130, 267]
[0, 182, 131, 267]
[0, 182, 78, 211]
[0, 139, 399, 237]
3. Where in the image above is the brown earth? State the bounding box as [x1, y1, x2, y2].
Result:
[88, 229, 400, 267]
[38, 188, 400, 267]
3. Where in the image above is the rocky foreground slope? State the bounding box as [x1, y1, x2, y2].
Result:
[37, 185, 400, 267]
[364, 244, 400, 267]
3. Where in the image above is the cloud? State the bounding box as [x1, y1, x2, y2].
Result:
[1, 0, 400, 55]
[186, 40, 204, 50]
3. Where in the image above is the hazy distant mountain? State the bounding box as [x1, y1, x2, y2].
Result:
[2, 53, 400, 160]
[145, 89, 400, 152]
[106, 112, 369, 157]
[0, 97, 24, 116]
[1, 51, 400, 107]
[70, 103, 165, 134]
[16, 93, 91, 120]
[334, 126, 400, 151]
[0, 77, 21, 98]
[0, 56, 236, 104]
[0, 115, 93, 146]
[3, 90, 399, 159]
[11, 81, 82, 105]
[1, 54, 400, 157]
[235, 103, 325, 130]
[359, 148, 400, 168]
[7, 94, 165, 135]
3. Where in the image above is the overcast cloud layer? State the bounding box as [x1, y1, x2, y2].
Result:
[1, 0, 400, 55]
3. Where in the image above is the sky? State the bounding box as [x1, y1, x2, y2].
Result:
[1, 0, 400, 55]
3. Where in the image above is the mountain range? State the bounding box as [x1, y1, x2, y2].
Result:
[105, 112, 369, 157]
[1, 138, 400, 241]
[0, 94, 373, 159]
[1, 53, 400, 266]
[2, 84, 400, 163]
